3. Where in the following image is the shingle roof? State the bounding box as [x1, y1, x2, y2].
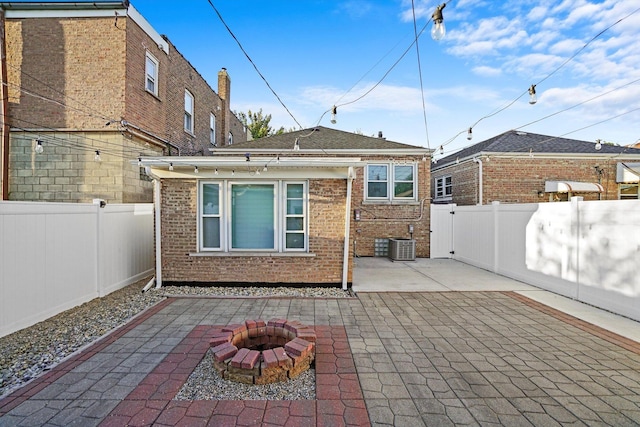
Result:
[434, 130, 640, 167]
[217, 126, 427, 151]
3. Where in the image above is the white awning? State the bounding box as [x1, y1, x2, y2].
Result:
[545, 181, 603, 193]
[617, 162, 640, 183]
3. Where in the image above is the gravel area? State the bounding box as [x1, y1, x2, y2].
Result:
[0, 277, 350, 398]
[175, 350, 315, 401]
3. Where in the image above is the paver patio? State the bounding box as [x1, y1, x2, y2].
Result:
[1, 291, 640, 426]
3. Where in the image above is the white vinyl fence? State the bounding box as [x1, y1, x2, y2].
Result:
[0, 201, 154, 337]
[431, 198, 640, 322]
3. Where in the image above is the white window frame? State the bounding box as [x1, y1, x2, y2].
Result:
[198, 180, 308, 252]
[435, 175, 452, 200]
[145, 52, 159, 96]
[619, 182, 639, 199]
[365, 163, 418, 202]
[210, 113, 216, 146]
[184, 90, 194, 134]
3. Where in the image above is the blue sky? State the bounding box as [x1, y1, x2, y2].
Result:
[130, 0, 640, 157]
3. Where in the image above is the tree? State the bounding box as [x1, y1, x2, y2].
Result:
[236, 109, 285, 140]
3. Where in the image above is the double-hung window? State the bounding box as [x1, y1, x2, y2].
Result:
[210, 113, 216, 146]
[365, 163, 417, 201]
[435, 176, 452, 200]
[145, 52, 158, 96]
[199, 181, 307, 252]
[184, 90, 194, 133]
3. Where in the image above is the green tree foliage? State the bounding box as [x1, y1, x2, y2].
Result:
[236, 109, 285, 139]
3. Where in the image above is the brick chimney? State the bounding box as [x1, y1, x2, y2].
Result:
[218, 68, 230, 146]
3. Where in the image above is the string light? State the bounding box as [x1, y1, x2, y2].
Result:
[194, 166, 199, 174]
[214, 168, 219, 175]
[330, 106, 337, 124]
[528, 85, 537, 105]
[169, 162, 174, 171]
[231, 170, 235, 176]
[263, 165, 268, 172]
[34, 139, 44, 154]
[94, 150, 101, 162]
[467, 127, 473, 141]
[431, 3, 446, 41]
[595, 139, 602, 150]
[137, 157, 142, 166]
[293, 138, 300, 151]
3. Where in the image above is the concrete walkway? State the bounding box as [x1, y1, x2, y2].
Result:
[1, 259, 639, 426]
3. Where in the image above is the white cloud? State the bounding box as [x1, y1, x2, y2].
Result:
[472, 65, 502, 77]
[549, 38, 585, 55]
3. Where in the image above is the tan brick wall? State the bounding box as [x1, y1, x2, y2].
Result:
[160, 178, 349, 285]
[350, 155, 431, 258]
[8, 131, 161, 202]
[432, 156, 628, 206]
[5, 17, 126, 130]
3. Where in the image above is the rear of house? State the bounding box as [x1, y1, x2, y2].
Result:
[141, 127, 432, 287]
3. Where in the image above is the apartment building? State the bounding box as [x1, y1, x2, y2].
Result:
[0, 0, 246, 202]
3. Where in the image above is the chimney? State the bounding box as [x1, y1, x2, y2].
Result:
[218, 68, 230, 146]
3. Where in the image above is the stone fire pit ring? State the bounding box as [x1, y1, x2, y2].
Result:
[209, 318, 316, 385]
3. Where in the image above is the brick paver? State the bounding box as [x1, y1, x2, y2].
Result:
[1, 291, 639, 426]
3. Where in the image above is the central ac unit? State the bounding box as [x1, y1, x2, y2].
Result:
[388, 238, 416, 261]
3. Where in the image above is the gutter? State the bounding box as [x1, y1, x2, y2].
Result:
[341, 167, 354, 290]
[0, 1, 129, 10]
[123, 121, 181, 156]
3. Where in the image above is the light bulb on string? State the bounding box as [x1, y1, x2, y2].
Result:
[34, 139, 44, 154]
[595, 139, 602, 150]
[214, 168, 219, 175]
[94, 150, 101, 162]
[194, 166, 199, 174]
[330, 106, 337, 124]
[169, 162, 174, 171]
[467, 127, 473, 141]
[431, 4, 446, 41]
[528, 85, 537, 105]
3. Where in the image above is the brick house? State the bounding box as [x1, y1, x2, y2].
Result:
[0, 0, 246, 202]
[140, 126, 432, 288]
[431, 130, 640, 205]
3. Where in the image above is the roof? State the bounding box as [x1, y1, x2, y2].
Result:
[433, 130, 640, 169]
[214, 126, 429, 153]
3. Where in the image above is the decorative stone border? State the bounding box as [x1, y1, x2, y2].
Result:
[209, 318, 316, 384]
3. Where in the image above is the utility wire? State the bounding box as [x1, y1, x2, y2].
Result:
[205, 0, 302, 129]
[440, 5, 640, 151]
[412, 0, 431, 149]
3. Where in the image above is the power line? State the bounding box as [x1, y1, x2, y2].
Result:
[205, 0, 302, 129]
[439, 5, 640, 151]
[411, 0, 431, 149]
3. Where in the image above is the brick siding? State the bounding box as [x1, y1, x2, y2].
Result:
[160, 178, 349, 285]
[432, 156, 629, 205]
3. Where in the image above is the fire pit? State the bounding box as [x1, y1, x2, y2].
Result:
[209, 318, 316, 385]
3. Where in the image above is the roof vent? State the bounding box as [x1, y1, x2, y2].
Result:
[515, 131, 527, 136]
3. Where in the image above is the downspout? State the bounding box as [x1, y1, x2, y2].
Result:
[474, 157, 483, 205]
[153, 177, 162, 288]
[341, 167, 354, 290]
[0, 11, 9, 200]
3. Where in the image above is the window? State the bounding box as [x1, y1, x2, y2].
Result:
[199, 181, 307, 252]
[145, 52, 158, 96]
[619, 183, 639, 199]
[435, 176, 452, 200]
[210, 113, 216, 146]
[365, 163, 417, 201]
[184, 90, 194, 133]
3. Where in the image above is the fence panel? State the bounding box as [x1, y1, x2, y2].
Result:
[0, 201, 154, 337]
[445, 199, 640, 321]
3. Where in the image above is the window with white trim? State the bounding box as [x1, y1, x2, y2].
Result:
[184, 90, 194, 133]
[210, 113, 216, 146]
[365, 163, 417, 201]
[199, 181, 307, 252]
[145, 52, 158, 96]
[435, 175, 452, 200]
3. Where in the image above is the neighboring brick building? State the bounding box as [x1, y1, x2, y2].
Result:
[0, 1, 246, 202]
[431, 130, 640, 205]
[140, 127, 431, 287]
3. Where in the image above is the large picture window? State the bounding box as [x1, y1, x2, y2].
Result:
[199, 181, 307, 252]
[365, 163, 417, 201]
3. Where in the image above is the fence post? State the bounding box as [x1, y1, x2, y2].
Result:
[571, 196, 583, 300]
[492, 201, 500, 273]
[93, 199, 106, 297]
